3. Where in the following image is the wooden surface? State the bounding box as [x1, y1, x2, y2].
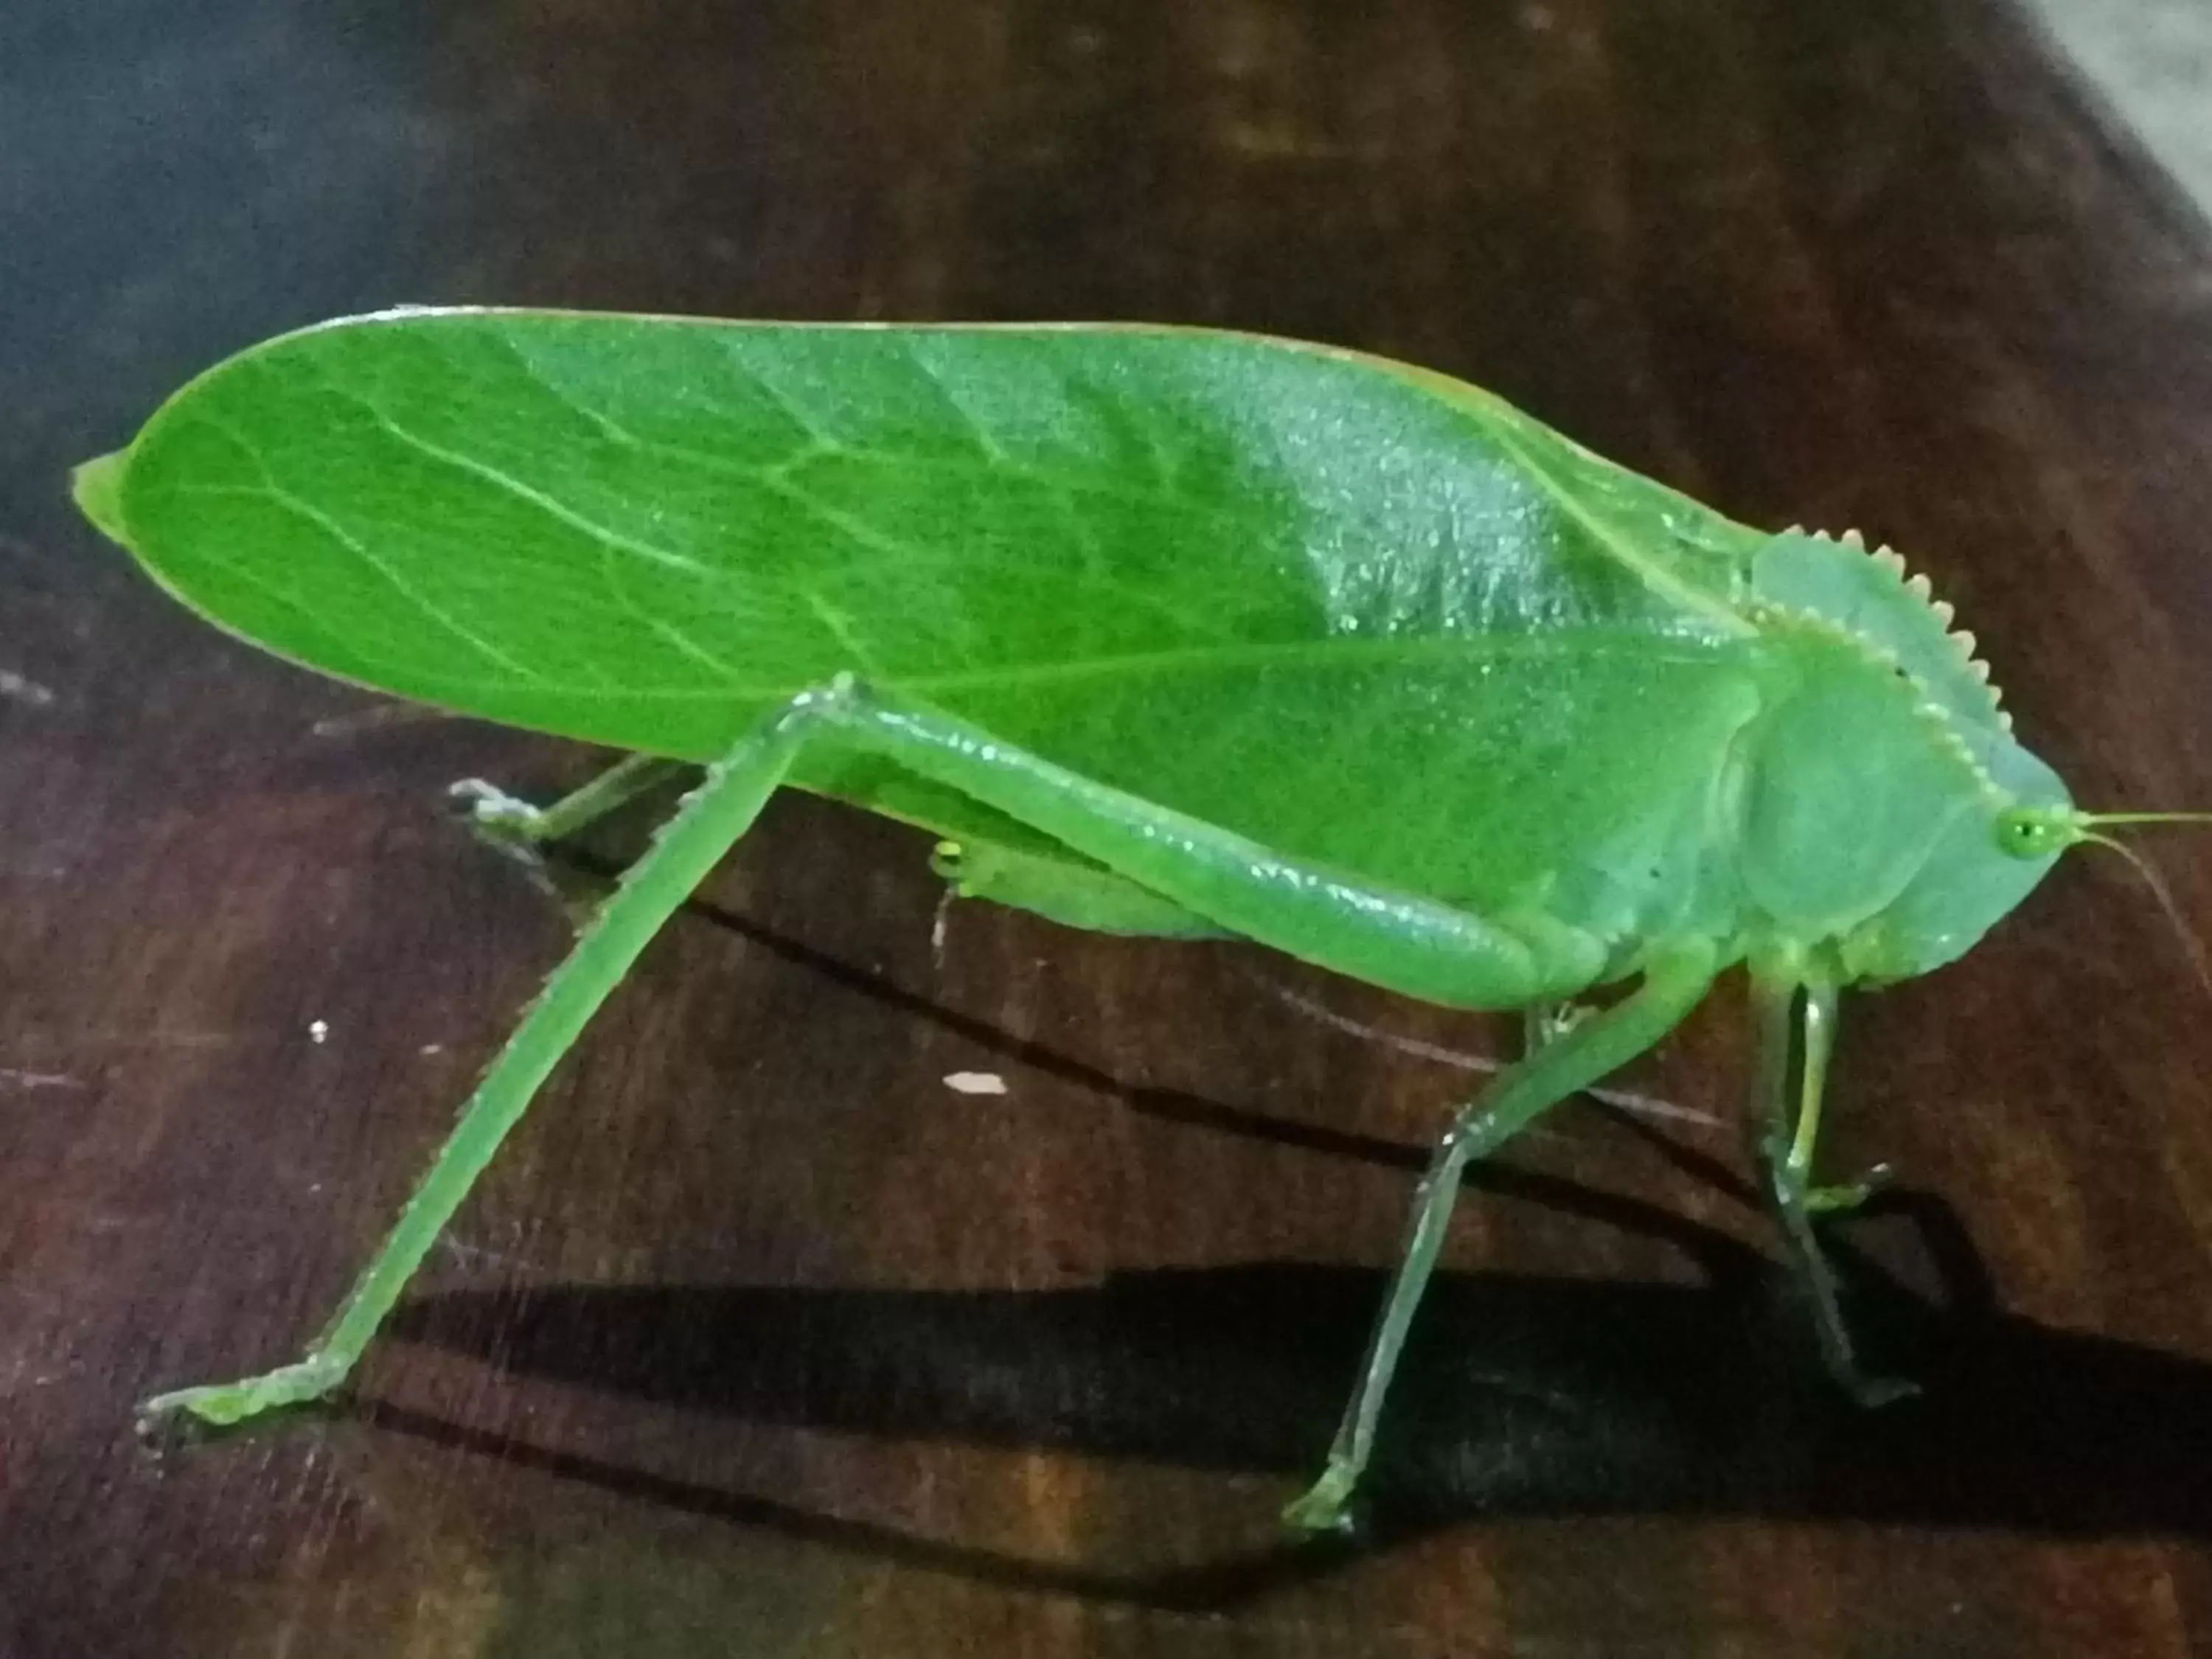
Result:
[7, 1, 2212, 1653]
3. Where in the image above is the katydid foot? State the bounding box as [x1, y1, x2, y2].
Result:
[1281, 1458, 1363, 1534]
[446, 779, 569, 909]
[1802, 1160, 1896, 1214]
[448, 758, 695, 921]
[447, 776, 554, 851]
[447, 780, 613, 926]
[1764, 1151, 1917, 1409]
[452, 754, 689, 854]
[135, 1353, 351, 1442]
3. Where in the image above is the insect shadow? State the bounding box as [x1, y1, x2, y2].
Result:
[380, 1183, 2212, 1604]
[355, 845, 2212, 1608]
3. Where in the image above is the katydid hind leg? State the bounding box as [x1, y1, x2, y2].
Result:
[813, 678, 1597, 1010]
[1284, 942, 1721, 1534]
[1747, 973, 1915, 1409]
[492, 681, 1576, 1003]
[137, 723, 803, 1436]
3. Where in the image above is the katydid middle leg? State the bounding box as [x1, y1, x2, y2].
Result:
[451, 752, 693, 855]
[449, 754, 696, 919]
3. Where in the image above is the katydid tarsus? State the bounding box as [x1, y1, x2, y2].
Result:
[74, 309, 2169, 1531]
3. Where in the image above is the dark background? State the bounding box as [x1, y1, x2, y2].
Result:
[7, 1, 2212, 1654]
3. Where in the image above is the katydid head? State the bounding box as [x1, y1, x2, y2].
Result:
[1747, 529, 2098, 986]
[1826, 726, 2078, 987]
[1838, 782, 2212, 988]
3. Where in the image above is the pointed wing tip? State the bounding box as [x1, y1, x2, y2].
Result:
[71, 449, 133, 547]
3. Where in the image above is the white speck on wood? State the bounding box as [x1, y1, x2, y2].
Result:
[0, 670, 56, 708]
[308, 1020, 330, 1045]
[0, 1068, 83, 1091]
[943, 1071, 1008, 1096]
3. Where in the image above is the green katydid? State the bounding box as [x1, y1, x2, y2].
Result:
[72, 308, 2146, 1531]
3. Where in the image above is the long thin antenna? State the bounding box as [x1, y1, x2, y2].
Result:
[2079, 830, 2212, 1005]
[2080, 811, 2212, 827]
[1252, 974, 1718, 1129]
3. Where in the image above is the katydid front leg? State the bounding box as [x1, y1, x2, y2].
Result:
[1282, 942, 1719, 1534]
[1774, 984, 1893, 1216]
[1746, 971, 1913, 1409]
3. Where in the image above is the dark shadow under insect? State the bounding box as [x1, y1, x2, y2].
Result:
[377, 1181, 2212, 1616]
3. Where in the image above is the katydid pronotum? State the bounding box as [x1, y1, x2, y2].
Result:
[76, 309, 2159, 1531]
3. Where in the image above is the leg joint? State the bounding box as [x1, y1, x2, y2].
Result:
[775, 672, 872, 734]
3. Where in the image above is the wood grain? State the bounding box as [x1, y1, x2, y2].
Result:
[5, 1, 2212, 1652]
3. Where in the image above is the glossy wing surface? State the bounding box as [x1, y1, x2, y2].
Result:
[86, 312, 1773, 923]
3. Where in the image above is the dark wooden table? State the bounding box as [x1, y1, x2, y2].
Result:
[8, 1, 2212, 1653]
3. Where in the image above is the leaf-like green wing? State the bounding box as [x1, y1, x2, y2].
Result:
[80, 310, 1775, 932]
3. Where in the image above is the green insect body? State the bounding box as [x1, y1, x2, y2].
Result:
[74, 310, 2094, 1531]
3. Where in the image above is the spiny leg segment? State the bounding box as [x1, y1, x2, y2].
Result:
[139, 724, 809, 1431]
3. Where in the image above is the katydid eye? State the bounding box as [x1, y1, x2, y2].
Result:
[1994, 809, 2064, 858]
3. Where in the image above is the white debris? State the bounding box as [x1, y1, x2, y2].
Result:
[942, 1071, 1008, 1096]
[0, 1068, 81, 1091]
[0, 669, 56, 708]
[308, 1020, 330, 1046]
